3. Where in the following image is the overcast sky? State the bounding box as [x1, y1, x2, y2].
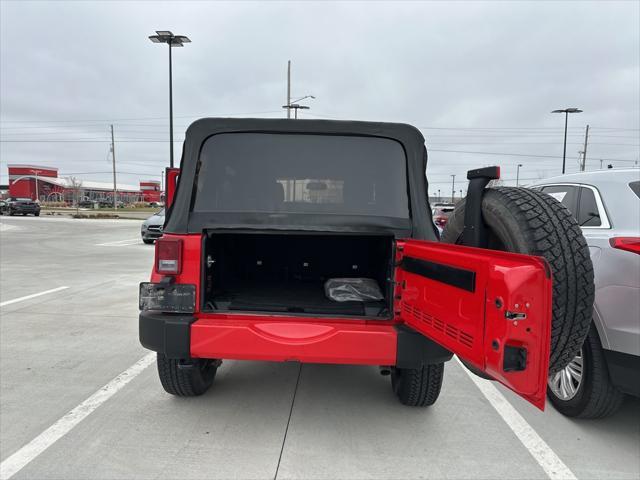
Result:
[1, 0, 638, 195]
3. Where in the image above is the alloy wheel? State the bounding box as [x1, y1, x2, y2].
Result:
[548, 350, 584, 401]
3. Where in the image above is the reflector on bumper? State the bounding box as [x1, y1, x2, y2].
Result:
[139, 283, 196, 313]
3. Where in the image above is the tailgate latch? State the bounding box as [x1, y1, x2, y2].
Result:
[505, 311, 527, 321]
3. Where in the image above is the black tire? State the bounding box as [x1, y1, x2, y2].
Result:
[156, 354, 219, 396]
[34, 212, 40, 217]
[547, 326, 624, 418]
[442, 187, 594, 374]
[391, 363, 444, 406]
[142, 238, 155, 244]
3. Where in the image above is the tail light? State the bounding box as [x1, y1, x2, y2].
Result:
[610, 237, 640, 255]
[156, 237, 182, 274]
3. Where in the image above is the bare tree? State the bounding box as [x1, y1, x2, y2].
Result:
[66, 176, 83, 216]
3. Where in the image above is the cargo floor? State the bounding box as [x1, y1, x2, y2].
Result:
[209, 282, 387, 317]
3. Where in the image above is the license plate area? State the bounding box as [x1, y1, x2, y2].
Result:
[139, 282, 196, 313]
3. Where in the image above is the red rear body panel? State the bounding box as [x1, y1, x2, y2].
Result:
[191, 316, 397, 365]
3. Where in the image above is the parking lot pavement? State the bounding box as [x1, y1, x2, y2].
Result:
[1, 216, 639, 480]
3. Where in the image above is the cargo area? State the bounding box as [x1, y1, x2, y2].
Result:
[203, 232, 394, 317]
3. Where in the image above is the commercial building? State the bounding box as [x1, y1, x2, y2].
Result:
[6, 164, 162, 204]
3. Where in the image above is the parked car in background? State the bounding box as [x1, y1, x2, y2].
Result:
[78, 199, 99, 208]
[0, 197, 40, 216]
[431, 203, 455, 232]
[141, 208, 165, 244]
[97, 199, 124, 208]
[532, 169, 640, 418]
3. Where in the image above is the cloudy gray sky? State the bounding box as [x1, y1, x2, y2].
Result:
[1, 0, 638, 195]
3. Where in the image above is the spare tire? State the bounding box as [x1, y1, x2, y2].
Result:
[441, 187, 594, 374]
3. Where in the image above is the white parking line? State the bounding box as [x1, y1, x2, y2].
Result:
[0, 286, 69, 307]
[96, 238, 141, 247]
[457, 358, 577, 480]
[0, 353, 156, 480]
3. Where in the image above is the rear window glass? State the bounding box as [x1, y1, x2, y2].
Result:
[193, 133, 409, 218]
[630, 181, 640, 199]
[577, 188, 601, 227]
[540, 185, 579, 217]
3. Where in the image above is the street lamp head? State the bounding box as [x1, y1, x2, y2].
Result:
[518, 163, 523, 167]
[552, 108, 583, 114]
[149, 31, 191, 47]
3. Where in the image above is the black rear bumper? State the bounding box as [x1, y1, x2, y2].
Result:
[139, 311, 196, 359]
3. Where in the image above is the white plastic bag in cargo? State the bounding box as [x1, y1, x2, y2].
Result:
[324, 278, 384, 302]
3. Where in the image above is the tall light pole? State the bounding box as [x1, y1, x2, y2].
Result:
[149, 30, 191, 168]
[552, 107, 583, 174]
[516, 163, 523, 186]
[450, 174, 456, 203]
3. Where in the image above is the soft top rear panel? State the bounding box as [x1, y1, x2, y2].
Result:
[165, 118, 436, 240]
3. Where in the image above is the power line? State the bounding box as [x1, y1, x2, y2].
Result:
[0, 110, 283, 124]
[428, 148, 638, 163]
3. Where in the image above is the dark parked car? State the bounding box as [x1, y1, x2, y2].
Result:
[139, 118, 593, 410]
[0, 197, 40, 216]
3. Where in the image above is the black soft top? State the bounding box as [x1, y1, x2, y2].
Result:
[165, 118, 437, 240]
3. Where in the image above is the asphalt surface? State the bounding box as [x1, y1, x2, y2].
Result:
[0, 216, 638, 480]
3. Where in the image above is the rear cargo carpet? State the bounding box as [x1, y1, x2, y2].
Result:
[274, 363, 303, 480]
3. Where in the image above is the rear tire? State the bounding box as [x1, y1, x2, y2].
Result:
[34, 212, 40, 217]
[156, 354, 219, 396]
[142, 238, 155, 244]
[442, 187, 594, 374]
[547, 326, 624, 418]
[391, 363, 444, 406]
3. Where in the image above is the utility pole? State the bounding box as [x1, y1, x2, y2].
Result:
[168, 42, 174, 167]
[600, 159, 603, 169]
[286, 60, 291, 119]
[450, 174, 456, 203]
[110, 124, 117, 212]
[581, 124, 589, 171]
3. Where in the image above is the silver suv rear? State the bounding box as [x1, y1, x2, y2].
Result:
[532, 169, 640, 418]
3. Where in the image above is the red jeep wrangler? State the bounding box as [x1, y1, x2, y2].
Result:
[139, 119, 593, 410]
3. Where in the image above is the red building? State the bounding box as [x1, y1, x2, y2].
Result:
[7, 164, 163, 204]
